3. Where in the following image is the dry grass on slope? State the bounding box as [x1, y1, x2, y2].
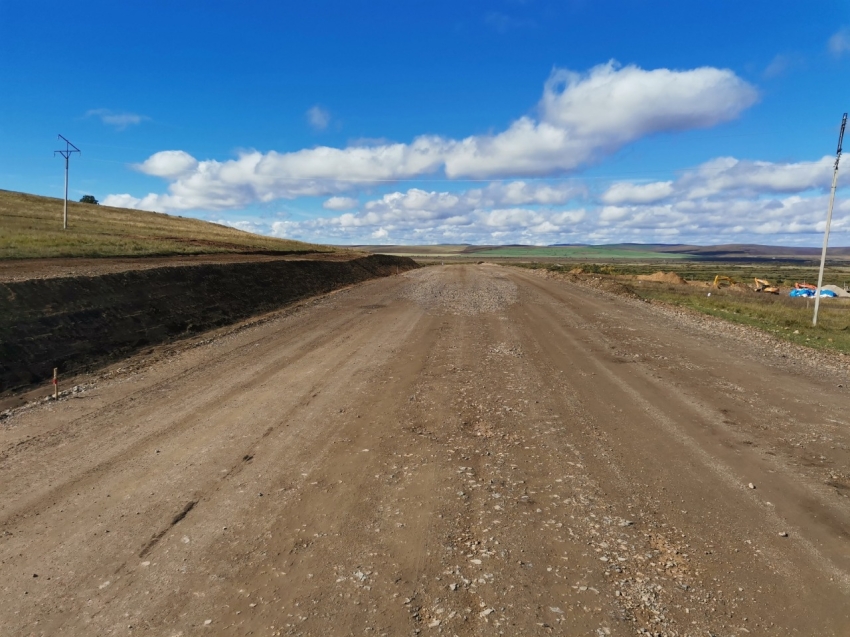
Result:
[0, 189, 333, 259]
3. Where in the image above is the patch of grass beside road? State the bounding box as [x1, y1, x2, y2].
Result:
[0, 189, 332, 259]
[635, 283, 850, 355]
[512, 261, 850, 355]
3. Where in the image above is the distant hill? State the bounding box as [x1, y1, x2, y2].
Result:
[0, 189, 333, 259]
[599, 243, 850, 259]
[354, 243, 850, 262]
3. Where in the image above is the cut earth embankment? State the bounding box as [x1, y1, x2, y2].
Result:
[0, 254, 417, 392]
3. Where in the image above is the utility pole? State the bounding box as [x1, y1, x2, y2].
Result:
[813, 113, 847, 327]
[54, 135, 80, 230]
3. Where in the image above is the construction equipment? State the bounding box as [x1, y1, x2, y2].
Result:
[712, 275, 735, 288]
[754, 278, 780, 294]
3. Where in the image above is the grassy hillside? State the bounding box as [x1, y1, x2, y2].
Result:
[0, 189, 333, 259]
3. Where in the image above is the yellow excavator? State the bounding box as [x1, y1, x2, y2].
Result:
[753, 278, 780, 294]
[712, 275, 735, 288]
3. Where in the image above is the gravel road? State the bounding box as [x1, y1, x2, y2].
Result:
[1, 264, 848, 636]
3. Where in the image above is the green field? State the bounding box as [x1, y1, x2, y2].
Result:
[0, 189, 332, 259]
[356, 244, 690, 260]
[529, 261, 850, 286]
[356, 243, 850, 264]
[468, 246, 688, 259]
[350, 245, 474, 258]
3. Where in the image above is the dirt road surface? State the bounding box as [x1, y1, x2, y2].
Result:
[2, 265, 849, 636]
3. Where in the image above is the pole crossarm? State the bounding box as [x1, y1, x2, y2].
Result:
[54, 134, 81, 159]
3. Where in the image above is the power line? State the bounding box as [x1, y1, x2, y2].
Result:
[54, 135, 80, 230]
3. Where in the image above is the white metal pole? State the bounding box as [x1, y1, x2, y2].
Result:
[63, 155, 69, 230]
[813, 113, 847, 327]
[812, 166, 840, 326]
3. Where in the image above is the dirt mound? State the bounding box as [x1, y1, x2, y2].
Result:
[598, 279, 639, 298]
[569, 267, 584, 274]
[636, 271, 687, 285]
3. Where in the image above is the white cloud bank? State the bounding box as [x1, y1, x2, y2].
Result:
[105, 61, 757, 213]
[102, 61, 844, 245]
[601, 156, 840, 204]
[261, 157, 849, 246]
[101, 156, 850, 247]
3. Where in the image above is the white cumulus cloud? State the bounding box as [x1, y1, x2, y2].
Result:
[106, 62, 757, 212]
[323, 196, 358, 210]
[444, 62, 757, 179]
[263, 181, 588, 246]
[135, 150, 200, 179]
[828, 28, 850, 57]
[585, 156, 848, 243]
[601, 181, 674, 205]
[677, 156, 837, 198]
[264, 155, 848, 245]
[601, 156, 840, 205]
[307, 105, 331, 131]
[105, 149, 850, 246]
[86, 109, 149, 130]
[101, 193, 165, 211]
[213, 219, 267, 234]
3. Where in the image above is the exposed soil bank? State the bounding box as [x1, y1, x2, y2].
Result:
[0, 251, 366, 283]
[0, 254, 417, 392]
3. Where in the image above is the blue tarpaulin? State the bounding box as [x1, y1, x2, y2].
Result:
[789, 288, 837, 298]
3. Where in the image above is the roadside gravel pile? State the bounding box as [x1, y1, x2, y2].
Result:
[402, 266, 518, 315]
[636, 271, 687, 285]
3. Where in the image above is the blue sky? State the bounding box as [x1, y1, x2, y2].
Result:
[2, 0, 849, 245]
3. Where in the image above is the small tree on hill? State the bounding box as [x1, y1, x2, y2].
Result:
[79, 195, 99, 204]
